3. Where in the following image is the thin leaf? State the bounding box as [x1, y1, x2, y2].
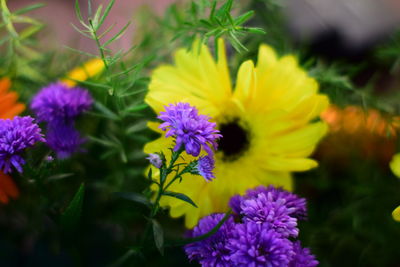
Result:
[74, 0, 85, 25]
[61, 183, 85, 230]
[234, 10, 254, 25]
[93, 101, 120, 121]
[166, 210, 232, 247]
[152, 219, 164, 255]
[15, 3, 45, 15]
[98, 0, 115, 29]
[114, 192, 152, 208]
[123, 103, 148, 114]
[102, 21, 131, 48]
[163, 191, 198, 208]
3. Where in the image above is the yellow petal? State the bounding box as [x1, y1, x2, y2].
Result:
[61, 58, 105, 87]
[392, 205, 400, 222]
[390, 153, 400, 178]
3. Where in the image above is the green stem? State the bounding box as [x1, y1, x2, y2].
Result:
[140, 147, 185, 246]
[89, 19, 108, 70]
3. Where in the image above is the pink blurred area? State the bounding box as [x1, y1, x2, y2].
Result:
[8, 0, 176, 52]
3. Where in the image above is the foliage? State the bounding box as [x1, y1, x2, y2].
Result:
[0, 0, 400, 266]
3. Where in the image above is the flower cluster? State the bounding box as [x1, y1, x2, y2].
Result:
[149, 103, 221, 181]
[158, 102, 221, 157]
[31, 83, 92, 158]
[185, 186, 318, 267]
[0, 116, 45, 173]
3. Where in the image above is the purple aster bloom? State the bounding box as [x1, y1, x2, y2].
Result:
[31, 83, 93, 124]
[228, 221, 294, 267]
[146, 153, 163, 169]
[158, 103, 221, 157]
[240, 192, 299, 238]
[185, 213, 235, 267]
[0, 116, 45, 173]
[231, 185, 307, 220]
[46, 122, 85, 159]
[289, 241, 319, 267]
[228, 194, 242, 215]
[195, 155, 215, 181]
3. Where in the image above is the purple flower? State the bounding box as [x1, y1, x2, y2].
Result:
[228, 221, 295, 267]
[158, 103, 221, 157]
[230, 185, 307, 220]
[31, 83, 93, 124]
[46, 122, 85, 159]
[240, 192, 299, 237]
[196, 155, 215, 181]
[0, 116, 45, 173]
[289, 241, 319, 267]
[146, 153, 163, 168]
[30, 83, 93, 159]
[185, 213, 235, 267]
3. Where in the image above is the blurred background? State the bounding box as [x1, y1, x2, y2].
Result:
[3, 0, 400, 266]
[8, 0, 400, 56]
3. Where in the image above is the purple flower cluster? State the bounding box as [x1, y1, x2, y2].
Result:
[158, 103, 221, 157]
[31, 83, 92, 158]
[185, 186, 318, 267]
[0, 116, 45, 173]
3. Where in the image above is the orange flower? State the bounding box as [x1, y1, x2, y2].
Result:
[0, 172, 19, 204]
[318, 105, 400, 165]
[322, 105, 399, 137]
[0, 77, 24, 204]
[0, 78, 25, 119]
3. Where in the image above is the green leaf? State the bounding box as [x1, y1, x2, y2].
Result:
[93, 101, 120, 121]
[123, 103, 148, 114]
[61, 183, 85, 230]
[102, 21, 131, 48]
[152, 219, 164, 255]
[114, 192, 152, 208]
[14, 3, 45, 15]
[163, 191, 198, 208]
[74, 0, 85, 25]
[98, 0, 115, 29]
[234, 11, 254, 25]
[166, 210, 232, 247]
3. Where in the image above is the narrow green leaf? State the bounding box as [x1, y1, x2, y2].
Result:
[15, 3, 45, 15]
[94, 101, 120, 121]
[245, 27, 266, 34]
[152, 219, 164, 255]
[61, 183, 85, 230]
[102, 21, 131, 48]
[114, 192, 152, 208]
[166, 210, 232, 247]
[75, 0, 85, 24]
[209, 0, 217, 20]
[98, 0, 115, 29]
[19, 24, 43, 40]
[98, 23, 116, 39]
[64, 45, 98, 57]
[123, 103, 148, 114]
[234, 11, 254, 25]
[163, 191, 198, 208]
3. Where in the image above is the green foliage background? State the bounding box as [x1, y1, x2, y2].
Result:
[1, 0, 400, 266]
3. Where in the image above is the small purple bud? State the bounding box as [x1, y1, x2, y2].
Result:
[146, 153, 163, 169]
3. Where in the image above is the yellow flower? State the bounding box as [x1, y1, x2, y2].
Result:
[390, 153, 400, 221]
[144, 40, 329, 228]
[390, 153, 400, 178]
[392, 206, 400, 222]
[60, 58, 105, 87]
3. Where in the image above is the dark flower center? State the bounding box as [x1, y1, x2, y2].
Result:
[218, 120, 249, 161]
